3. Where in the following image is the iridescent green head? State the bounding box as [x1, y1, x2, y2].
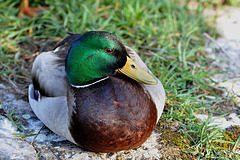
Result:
[65, 31, 157, 87]
[65, 31, 127, 86]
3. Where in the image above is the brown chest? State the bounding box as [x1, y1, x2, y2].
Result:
[69, 75, 157, 152]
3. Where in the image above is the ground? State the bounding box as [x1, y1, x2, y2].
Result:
[0, 2, 240, 160]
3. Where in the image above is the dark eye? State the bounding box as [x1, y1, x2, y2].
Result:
[105, 48, 114, 54]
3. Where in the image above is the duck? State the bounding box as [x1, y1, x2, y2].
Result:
[28, 31, 165, 153]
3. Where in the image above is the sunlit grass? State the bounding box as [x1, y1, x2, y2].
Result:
[0, 0, 239, 158]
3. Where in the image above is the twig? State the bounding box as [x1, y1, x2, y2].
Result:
[2, 74, 25, 95]
[31, 124, 45, 146]
[66, 31, 78, 35]
[24, 52, 39, 59]
[203, 33, 240, 69]
[139, 45, 167, 52]
[47, 146, 62, 160]
[138, 51, 156, 56]
[138, 51, 200, 68]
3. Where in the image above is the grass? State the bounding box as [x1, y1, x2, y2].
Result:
[0, 0, 239, 159]
[0, 100, 24, 132]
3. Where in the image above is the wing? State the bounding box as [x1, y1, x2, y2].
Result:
[31, 46, 68, 97]
[31, 34, 82, 97]
[54, 33, 82, 49]
[125, 46, 165, 122]
[28, 34, 82, 143]
[28, 84, 75, 143]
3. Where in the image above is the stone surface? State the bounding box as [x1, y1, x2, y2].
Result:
[195, 113, 240, 129]
[205, 6, 240, 106]
[206, 38, 240, 103]
[216, 7, 240, 40]
[202, 6, 240, 154]
[0, 136, 37, 160]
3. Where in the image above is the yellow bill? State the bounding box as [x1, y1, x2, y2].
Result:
[117, 56, 157, 85]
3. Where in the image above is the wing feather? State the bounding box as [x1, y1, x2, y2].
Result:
[31, 46, 68, 97]
[126, 46, 165, 122]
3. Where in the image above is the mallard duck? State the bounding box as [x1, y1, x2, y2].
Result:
[28, 31, 165, 153]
